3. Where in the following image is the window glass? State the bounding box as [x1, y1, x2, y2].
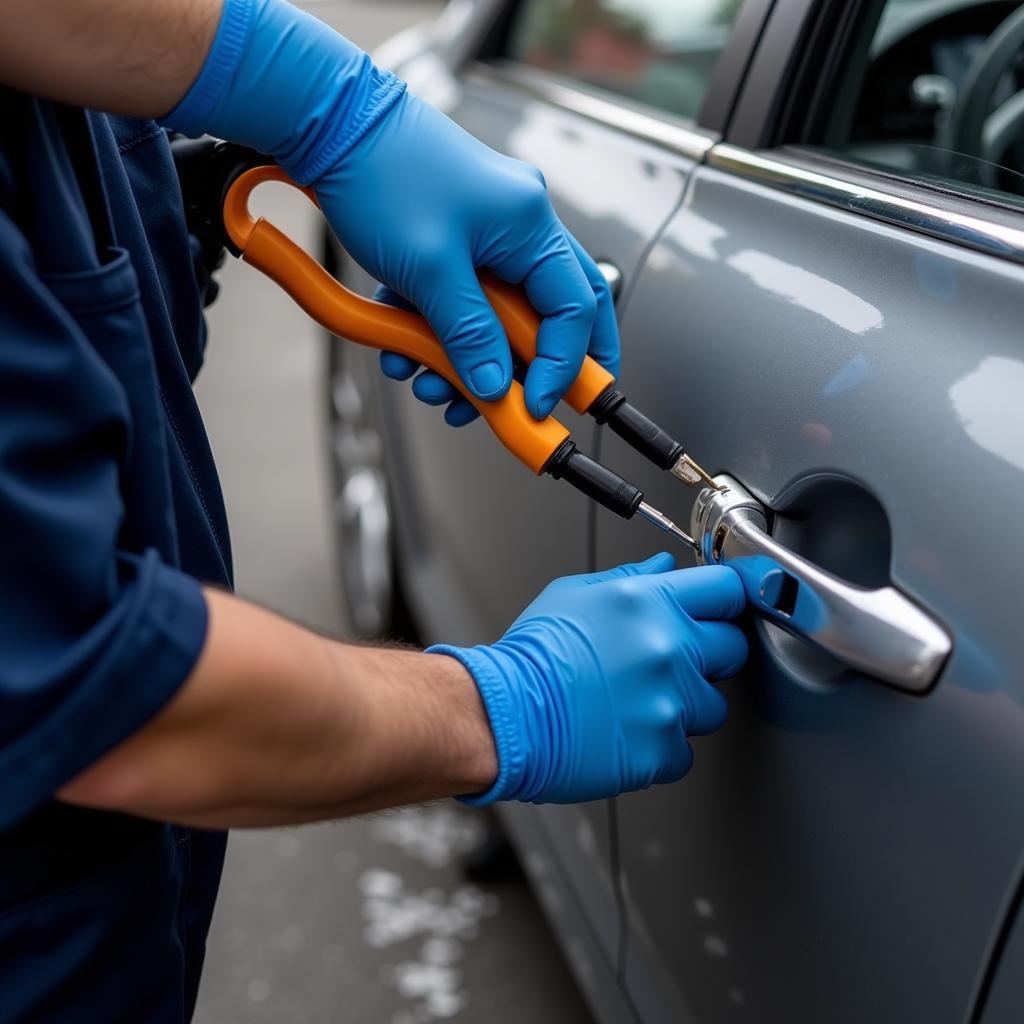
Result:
[504, 0, 746, 121]
[815, 0, 1024, 206]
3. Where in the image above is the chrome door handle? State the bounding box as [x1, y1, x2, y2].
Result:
[692, 476, 951, 693]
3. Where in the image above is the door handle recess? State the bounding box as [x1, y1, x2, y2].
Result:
[691, 476, 951, 693]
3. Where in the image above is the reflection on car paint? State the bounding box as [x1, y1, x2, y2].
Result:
[915, 251, 960, 300]
[800, 420, 835, 447]
[725, 250, 885, 335]
[664, 208, 728, 263]
[504, 115, 678, 231]
[701, 934, 729, 957]
[949, 355, 1024, 472]
[824, 353, 871, 396]
[574, 815, 598, 859]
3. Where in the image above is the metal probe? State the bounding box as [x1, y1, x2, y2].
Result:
[545, 442, 698, 550]
[669, 454, 721, 490]
[636, 501, 699, 552]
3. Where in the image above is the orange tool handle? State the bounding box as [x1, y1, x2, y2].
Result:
[222, 166, 613, 471]
[475, 273, 615, 414]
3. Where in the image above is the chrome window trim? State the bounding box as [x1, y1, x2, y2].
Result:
[464, 61, 717, 162]
[462, 65, 1024, 266]
[708, 144, 1024, 266]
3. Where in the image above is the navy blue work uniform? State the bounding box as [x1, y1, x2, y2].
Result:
[0, 89, 233, 1022]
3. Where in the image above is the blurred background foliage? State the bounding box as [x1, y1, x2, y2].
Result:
[508, 0, 745, 119]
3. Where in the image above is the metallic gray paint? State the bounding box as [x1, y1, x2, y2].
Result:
[360, 2, 1024, 1020]
[374, 48, 697, 989]
[596, 165, 1024, 1022]
[384, 72, 691, 645]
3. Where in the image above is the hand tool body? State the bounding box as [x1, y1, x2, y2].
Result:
[219, 158, 711, 546]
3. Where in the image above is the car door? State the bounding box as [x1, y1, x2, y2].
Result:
[594, 1, 1024, 1021]
[373, 0, 773, 990]
[383, 0, 754, 647]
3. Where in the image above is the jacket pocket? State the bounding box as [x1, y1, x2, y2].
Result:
[42, 246, 140, 318]
[42, 247, 178, 559]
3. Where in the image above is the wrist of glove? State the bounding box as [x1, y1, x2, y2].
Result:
[160, 0, 405, 182]
[430, 555, 748, 806]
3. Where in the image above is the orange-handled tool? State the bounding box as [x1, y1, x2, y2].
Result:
[472, 271, 613, 416]
[481, 271, 717, 489]
[217, 158, 708, 543]
[224, 165, 569, 476]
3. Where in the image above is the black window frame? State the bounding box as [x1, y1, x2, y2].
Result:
[726, 0, 861, 150]
[725, 0, 1024, 221]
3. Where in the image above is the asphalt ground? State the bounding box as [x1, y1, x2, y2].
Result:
[191, 3, 594, 1021]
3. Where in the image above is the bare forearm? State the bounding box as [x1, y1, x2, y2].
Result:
[59, 589, 498, 827]
[0, 0, 221, 116]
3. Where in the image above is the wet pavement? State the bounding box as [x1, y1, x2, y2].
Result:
[193, 805, 592, 1024]
[191, 3, 593, 1021]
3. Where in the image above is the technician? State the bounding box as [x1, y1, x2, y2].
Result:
[0, 0, 748, 1019]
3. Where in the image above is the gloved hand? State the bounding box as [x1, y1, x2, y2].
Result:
[430, 554, 748, 805]
[161, 0, 619, 425]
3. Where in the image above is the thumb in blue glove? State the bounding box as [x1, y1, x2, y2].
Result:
[161, 0, 619, 423]
[429, 554, 748, 805]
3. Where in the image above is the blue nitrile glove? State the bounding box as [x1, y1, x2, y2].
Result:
[430, 555, 748, 805]
[161, 0, 619, 424]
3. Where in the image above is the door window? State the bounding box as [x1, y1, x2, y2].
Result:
[813, 0, 1024, 206]
[504, 0, 746, 121]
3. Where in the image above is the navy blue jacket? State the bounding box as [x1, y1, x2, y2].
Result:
[0, 91, 233, 1021]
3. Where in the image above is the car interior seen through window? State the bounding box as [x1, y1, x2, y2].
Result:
[504, 0, 745, 121]
[816, 0, 1024, 207]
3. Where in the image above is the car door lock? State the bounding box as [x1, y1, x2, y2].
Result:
[691, 476, 952, 693]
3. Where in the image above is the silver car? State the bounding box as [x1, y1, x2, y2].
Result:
[324, 1, 1024, 1021]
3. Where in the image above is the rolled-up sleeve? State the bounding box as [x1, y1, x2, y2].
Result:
[0, 208, 208, 831]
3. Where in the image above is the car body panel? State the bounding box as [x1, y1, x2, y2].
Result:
[375, 66, 695, 644]
[365, 8, 716, 975]
[350, 1, 1024, 1020]
[595, 164, 1024, 1022]
[381, 66, 701, 968]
